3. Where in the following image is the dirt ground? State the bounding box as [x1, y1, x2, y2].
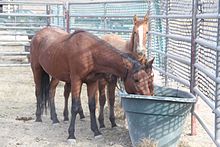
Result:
[0, 66, 216, 147]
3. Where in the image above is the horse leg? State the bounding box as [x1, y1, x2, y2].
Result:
[68, 79, 83, 142]
[107, 75, 117, 127]
[32, 67, 43, 122]
[78, 99, 85, 119]
[49, 77, 60, 124]
[87, 81, 102, 137]
[63, 82, 70, 121]
[32, 64, 50, 122]
[98, 79, 107, 128]
[64, 83, 85, 121]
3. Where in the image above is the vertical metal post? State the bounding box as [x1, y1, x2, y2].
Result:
[46, 4, 51, 26]
[63, 3, 65, 29]
[147, 0, 151, 59]
[65, 2, 70, 33]
[190, 0, 198, 136]
[215, 0, 220, 143]
[57, 4, 60, 26]
[103, 3, 107, 34]
[164, 0, 169, 86]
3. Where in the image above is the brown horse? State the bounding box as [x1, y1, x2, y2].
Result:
[60, 15, 153, 128]
[30, 27, 151, 142]
[61, 15, 153, 128]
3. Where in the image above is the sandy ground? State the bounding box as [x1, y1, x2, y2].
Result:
[0, 66, 216, 147]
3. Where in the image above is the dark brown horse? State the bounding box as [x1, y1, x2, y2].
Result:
[61, 15, 154, 128]
[30, 27, 151, 142]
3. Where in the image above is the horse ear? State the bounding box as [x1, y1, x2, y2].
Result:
[145, 57, 155, 69]
[144, 14, 149, 23]
[133, 15, 138, 24]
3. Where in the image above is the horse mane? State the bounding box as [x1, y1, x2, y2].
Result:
[65, 29, 87, 41]
[128, 27, 135, 51]
[65, 29, 143, 72]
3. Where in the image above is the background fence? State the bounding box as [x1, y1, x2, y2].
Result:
[148, 0, 219, 146]
[0, 0, 219, 146]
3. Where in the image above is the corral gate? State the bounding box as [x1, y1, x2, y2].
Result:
[0, 0, 219, 146]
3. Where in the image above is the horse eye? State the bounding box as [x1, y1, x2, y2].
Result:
[134, 79, 139, 83]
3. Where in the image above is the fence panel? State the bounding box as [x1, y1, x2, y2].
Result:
[149, 0, 219, 146]
[68, 1, 147, 40]
[0, 1, 65, 67]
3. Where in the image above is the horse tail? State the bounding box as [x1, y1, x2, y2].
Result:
[41, 70, 50, 114]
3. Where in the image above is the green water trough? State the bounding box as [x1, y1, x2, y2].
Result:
[120, 86, 196, 147]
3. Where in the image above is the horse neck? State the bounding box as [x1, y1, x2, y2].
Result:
[128, 27, 135, 52]
[93, 45, 131, 79]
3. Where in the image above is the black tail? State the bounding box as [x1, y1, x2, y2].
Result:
[40, 70, 50, 115]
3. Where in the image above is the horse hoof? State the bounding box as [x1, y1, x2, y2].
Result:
[67, 139, 76, 144]
[112, 124, 117, 128]
[52, 119, 60, 124]
[35, 118, 42, 122]
[52, 123, 59, 126]
[80, 117, 85, 121]
[99, 124, 105, 128]
[95, 135, 103, 140]
[64, 118, 69, 121]
[80, 115, 85, 120]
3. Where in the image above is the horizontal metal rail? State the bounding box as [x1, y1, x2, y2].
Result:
[69, 15, 140, 18]
[0, 26, 43, 30]
[195, 38, 220, 51]
[150, 14, 192, 19]
[69, 1, 146, 5]
[194, 63, 220, 84]
[0, 1, 63, 5]
[153, 66, 190, 87]
[0, 52, 29, 55]
[149, 31, 192, 42]
[0, 63, 30, 67]
[0, 33, 33, 36]
[194, 86, 220, 116]
[0, 13, 64, 17]
[70, 27, 131, 33]
[196, 13, 220, 19]
[149, 48, 191, 65]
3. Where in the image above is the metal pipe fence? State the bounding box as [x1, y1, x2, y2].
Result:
[0, 0, 219, 146]
[0, 1, 65, 67]
[148, 0, 219, 146]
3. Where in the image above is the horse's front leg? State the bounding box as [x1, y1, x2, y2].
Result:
[87, 81, 102, 138]
[98, 78, 107, 128]
[49, 78, 60, 124]
[68, 80, 83, 143]
[64, 83, 85, 121]
[107, 75, 117, 127]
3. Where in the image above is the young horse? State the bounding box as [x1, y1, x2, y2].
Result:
[97, 14, 154, 128]
[30, 27, 151, 143]
[61, 15, 152, 128]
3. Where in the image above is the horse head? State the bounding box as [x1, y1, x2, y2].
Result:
[144, 57, 155, 96]
[131, 14, 149, 57]
[122, 54, 153, 96]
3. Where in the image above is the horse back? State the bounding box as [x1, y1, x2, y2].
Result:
[102, 34, 129, 53]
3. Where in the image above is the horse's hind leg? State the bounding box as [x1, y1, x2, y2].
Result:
[64, 83, 85, 121]
[107, 75, 117, 127]
[98, 78, 107, 128]
[49, 77, 60, 124]
[31, 65, 49, 122]
[87, 81, 102, 137]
